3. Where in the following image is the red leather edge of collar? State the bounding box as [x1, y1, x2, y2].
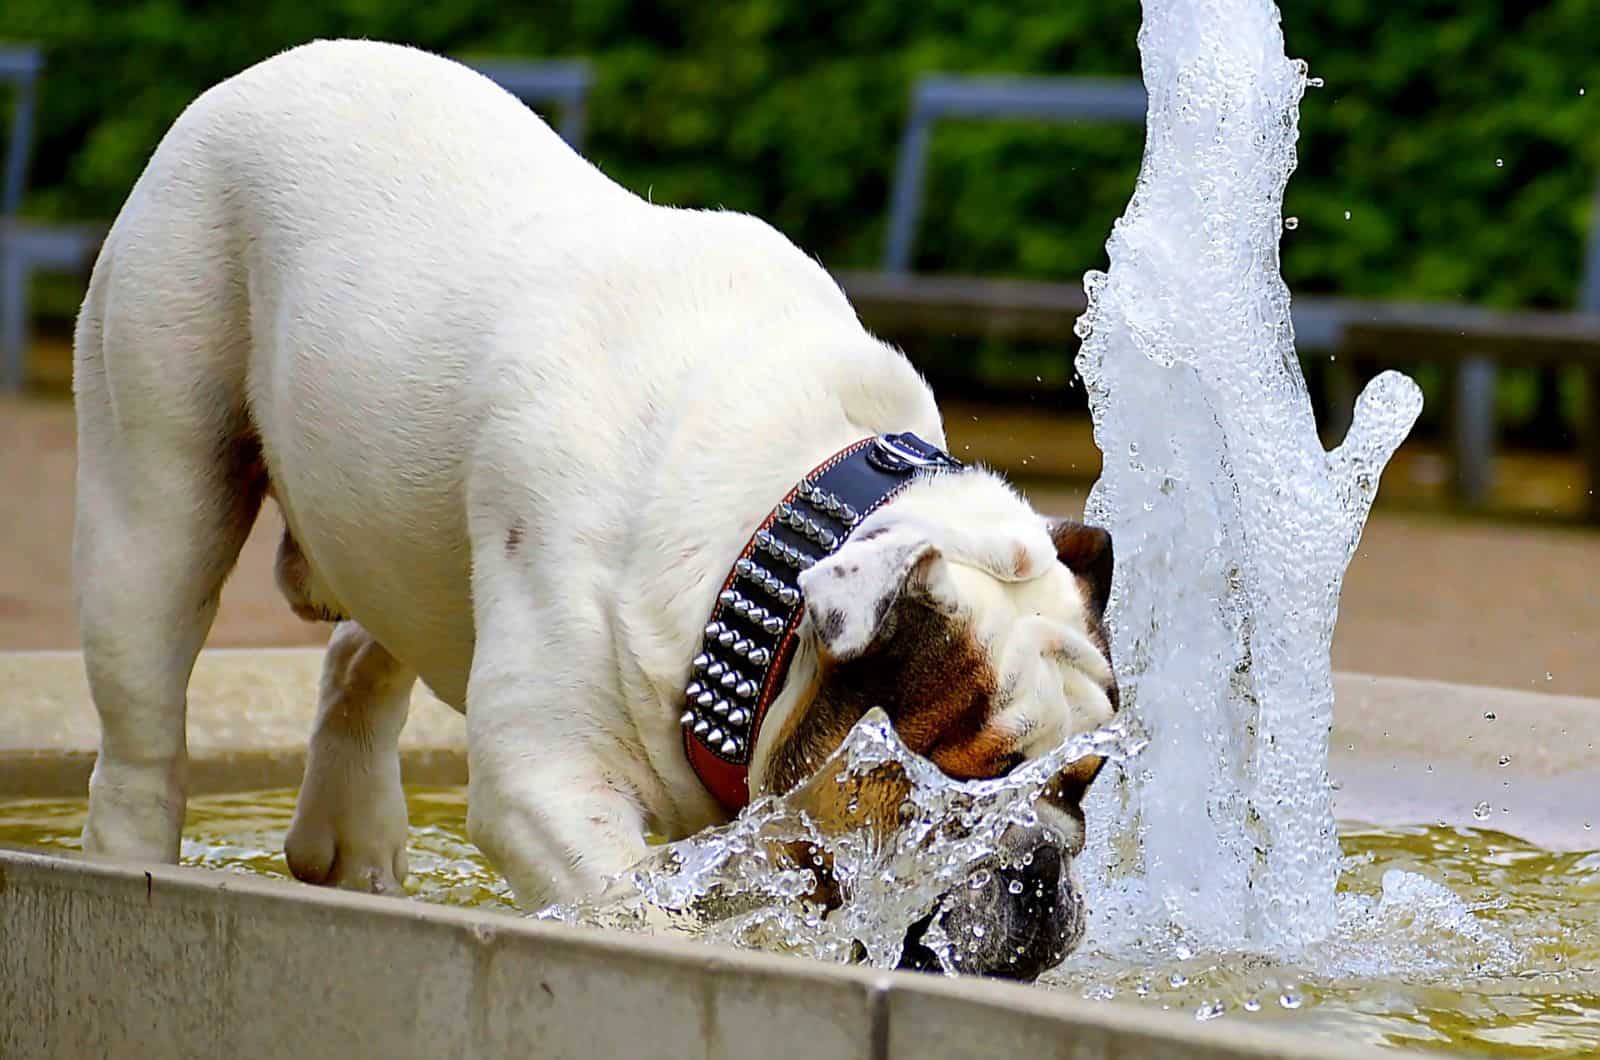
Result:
[683, 438, 876, 812]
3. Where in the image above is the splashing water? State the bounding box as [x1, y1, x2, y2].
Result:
[546, 0, 1429, 974]
[1070, 0, 1421, 957]
[540, 709, 1147, 970]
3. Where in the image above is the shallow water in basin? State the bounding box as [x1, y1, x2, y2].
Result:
[4, 788, 1598, 1056]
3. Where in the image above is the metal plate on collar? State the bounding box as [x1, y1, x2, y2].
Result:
[866, 432, 964, 474]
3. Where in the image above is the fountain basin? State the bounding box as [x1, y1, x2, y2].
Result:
[8, 650, 1591, 845]
[4, 649, 1597, 1058]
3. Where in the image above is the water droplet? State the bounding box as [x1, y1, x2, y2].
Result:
[1343, 210, 1351, 220]
[1169, 972, 1189, 988]
[1307, 76, 1325, 88]
[971, 924, 986, 938]
[967, 869, 992, 890]
[1008, 879, 1024, 895]
[1243, 999, 1262, 1013]
[1135, 980, 1152, 998]
[1544, 671, 1554, 682]
[1498, 755, 1512, 767]
[1483, 711, 1496, 720]
[1279, 992, 1302, 1010]
[1585, 822, 1592, 831]
[1473, 801, 1492, 821]
[1283, 216, 1299, 230]
[1196, 1000, 1226, 1022]
[1495, 158, 1505, 167]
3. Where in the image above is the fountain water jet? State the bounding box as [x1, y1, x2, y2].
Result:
[1071, 0, 1422, 957]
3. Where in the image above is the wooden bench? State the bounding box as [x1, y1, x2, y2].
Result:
[841, 72, 1600, 521]
[0, 51, 593, 392]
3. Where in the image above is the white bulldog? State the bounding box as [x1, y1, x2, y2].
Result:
[73, 39, 1118, 978]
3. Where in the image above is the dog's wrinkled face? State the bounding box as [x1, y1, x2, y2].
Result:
[756, 482, 1118, 980]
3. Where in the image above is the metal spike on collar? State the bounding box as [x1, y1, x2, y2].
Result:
[734, 600, 774, 628]
[679, 710, 696, 727]
[739, 562, 797, 605]
[719, 736, 740, 756]
[777, 504, 838, 550]
[727, 708, 748, 727]
[693, 718, 710, 736]
[797, 480, 859, 528]
[755, 531, 814, 571]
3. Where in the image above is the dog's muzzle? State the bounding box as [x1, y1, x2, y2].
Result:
[898, 823, 1084, 981]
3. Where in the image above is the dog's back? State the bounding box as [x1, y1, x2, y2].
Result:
[74, 40, 864, 698]
[72, 39, 940, 869]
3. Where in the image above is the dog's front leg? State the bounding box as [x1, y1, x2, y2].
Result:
[464, 619, 652, 909]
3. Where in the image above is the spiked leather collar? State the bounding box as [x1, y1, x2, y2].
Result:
[680, 432, 964, 811]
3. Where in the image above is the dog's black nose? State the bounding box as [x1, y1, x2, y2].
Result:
[898, 830, 1082, 981]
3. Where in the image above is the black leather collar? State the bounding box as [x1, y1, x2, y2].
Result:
[681, 432, 964, 810]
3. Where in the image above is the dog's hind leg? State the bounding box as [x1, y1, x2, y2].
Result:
[74, 230, 264, 862]
[285, 620, 416, 894]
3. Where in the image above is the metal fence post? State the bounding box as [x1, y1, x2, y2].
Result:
[1452, 355, 1497, 507]
[1, 49, 41, 391]
[883, 112, 930, 274]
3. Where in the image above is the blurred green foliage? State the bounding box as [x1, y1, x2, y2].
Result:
[1, 0, 1596, 311]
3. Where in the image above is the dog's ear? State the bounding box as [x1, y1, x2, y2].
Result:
[1048, 520, 1113, 616]
[797, 523, 941, 663]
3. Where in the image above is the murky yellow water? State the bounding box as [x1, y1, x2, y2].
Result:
[4, 791, 1597, 1056]
[0, 787, 517, 911]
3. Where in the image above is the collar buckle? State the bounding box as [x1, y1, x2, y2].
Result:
[867, 432, 965, 474]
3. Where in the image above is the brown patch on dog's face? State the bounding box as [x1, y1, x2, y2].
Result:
[762, 514, 1121, 980]
[768, 518, 1121, 810]
[764, 595, 1000, 799]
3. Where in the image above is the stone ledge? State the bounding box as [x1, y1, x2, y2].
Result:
[0, 649, 465, 797]
[0, 847, 1391, 1060]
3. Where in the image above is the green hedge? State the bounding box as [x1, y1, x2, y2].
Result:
[3, 1, 1596, 311]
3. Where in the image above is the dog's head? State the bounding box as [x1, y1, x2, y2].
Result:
[749, 472, 1117, 979]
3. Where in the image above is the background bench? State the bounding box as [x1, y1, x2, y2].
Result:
[836, 72, 1600, 521]
[0, 50, 593, 393]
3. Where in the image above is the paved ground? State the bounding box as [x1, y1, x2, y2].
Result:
[6, 395, 1597, 697]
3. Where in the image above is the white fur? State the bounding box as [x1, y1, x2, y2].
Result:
[74, 40, 1106, 908]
